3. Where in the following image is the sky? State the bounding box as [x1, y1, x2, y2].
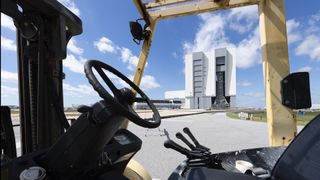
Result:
[1, 0, 320, 108]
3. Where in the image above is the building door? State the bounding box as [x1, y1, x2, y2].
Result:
[213, 71, 229, 107]
[197, 97, 200, 109]
[213, 56, 229, 108]
[216, 72, 225, 97]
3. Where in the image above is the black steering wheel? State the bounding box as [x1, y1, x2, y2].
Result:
[84, 60, 161, 128]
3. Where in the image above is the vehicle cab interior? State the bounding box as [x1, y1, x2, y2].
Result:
[1, 0, 319, 180]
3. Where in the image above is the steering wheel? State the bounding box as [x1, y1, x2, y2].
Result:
[84, 60, 161, 128]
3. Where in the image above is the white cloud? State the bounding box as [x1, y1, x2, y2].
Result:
[306, 11, 320, 34]
[63, 73, 159, 98]
[186, 13, 227, 53]
[93, 37, 144, 71]
[286, 19, 301, 44]
[58, 0, 80, 16]
[1, 85, 18, 97]
[120, 48, 143, 71]
[1, 13, 15, 31]
[1, 36, 16, 51]
[293, 11, 320, 61]
[140, 75, 160, 91]
[1, 70, 18, 82]
[233, 27, 260, 68]
[128, 75, 160, 91]
[94, 37, 117, 54]
[67, 39, 84, 55]
[62, 53, 134, 89]
[297, 66, 312, 72]
[184, 9, 260, 69]
[98, 72, 159, 91]
[227, 5, 258, 34]
[228, 5, 258, 21]
[295, 35, 320, 61]
[238, 80, 252, 87]
[62, 54, 127, 88]
[63, 54, 85, 74]
[63, 83, 96, 97]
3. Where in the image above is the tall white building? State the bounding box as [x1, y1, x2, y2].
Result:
[165, 48, 236, 109]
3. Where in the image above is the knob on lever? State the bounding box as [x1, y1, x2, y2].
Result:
[164, 139, 189, 156]
[176, 132, 195, 150]
[183, 127, 210, 151]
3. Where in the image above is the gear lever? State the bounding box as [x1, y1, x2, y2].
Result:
[164, 139, 189, 156]
[176, 132, 195, 150]
[183, 127, 210, 151]
[163, 128, 221, 168]
[164, 140, 205, 159]
[164, 130, 204, 159]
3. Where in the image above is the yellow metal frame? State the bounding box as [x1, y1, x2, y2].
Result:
[130, 0, 296, 147]
[259, 0, 296, 145]
[124, 159, 152, 180]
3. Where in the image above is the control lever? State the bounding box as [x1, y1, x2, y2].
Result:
[176, 132, 195, 150]
[164, 129, 170, 140]
[164, 139, 189, 156]
[163, 128, 221, 168]
[164, 140, 204, 159]
[183, 127, 210, 151]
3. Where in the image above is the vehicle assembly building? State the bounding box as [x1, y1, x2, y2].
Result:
[165, 48, 236, 109]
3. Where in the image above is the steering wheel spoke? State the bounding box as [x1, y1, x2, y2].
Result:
[95, 66, 122, 99]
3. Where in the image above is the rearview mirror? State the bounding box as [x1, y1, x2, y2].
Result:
[129, 21, 144, 41]
[281, 72, 311, 109]
[129, 19, 151, 45]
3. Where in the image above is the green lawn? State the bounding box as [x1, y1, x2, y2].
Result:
[227, 111, 320, 126]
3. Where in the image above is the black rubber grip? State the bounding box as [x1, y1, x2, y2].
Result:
[183, 127, 200, 146]
[164, 139, 189, 156]
[176, 132, 195, 150]
[183, 127, 210, 151]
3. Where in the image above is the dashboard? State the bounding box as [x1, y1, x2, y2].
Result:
[1, 129, 142, 180]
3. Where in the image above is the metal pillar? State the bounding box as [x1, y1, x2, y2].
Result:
[122, 21, 157, 129]
[133, 22, 158, 87]
[259, 0, 296, 146]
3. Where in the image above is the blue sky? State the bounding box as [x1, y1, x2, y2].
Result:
[1, 0, 320, 108]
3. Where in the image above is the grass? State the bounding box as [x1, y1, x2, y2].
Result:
[227, 111, 320, 125]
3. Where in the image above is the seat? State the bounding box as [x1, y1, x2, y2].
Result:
[271, 115, 320, 180]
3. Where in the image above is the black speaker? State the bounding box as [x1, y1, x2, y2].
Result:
[281, 72, 311, 109]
